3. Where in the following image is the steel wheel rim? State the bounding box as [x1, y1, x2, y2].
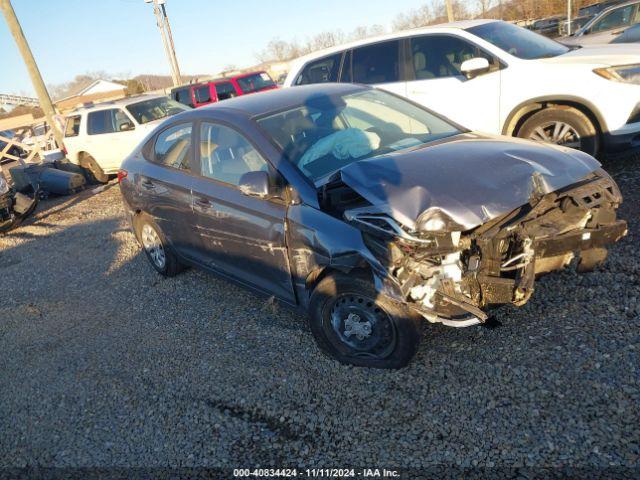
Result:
[141, 223, 166, 269]
[529, 121, 581, 149]
[325, 294, 397, 359]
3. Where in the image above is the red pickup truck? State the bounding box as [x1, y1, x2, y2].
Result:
[170, 71, 278, 108]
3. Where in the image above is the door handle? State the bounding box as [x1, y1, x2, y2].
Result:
[141, 179, 155, 190]
[194, 196, 214, 209]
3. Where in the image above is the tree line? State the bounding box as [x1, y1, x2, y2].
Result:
[255, 0, 598, 63]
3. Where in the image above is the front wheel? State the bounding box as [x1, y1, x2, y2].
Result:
[517, 106, 599, 157]
[308, 273, 422, 369]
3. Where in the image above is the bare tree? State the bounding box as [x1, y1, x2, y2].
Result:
[477, 0, 494, 17]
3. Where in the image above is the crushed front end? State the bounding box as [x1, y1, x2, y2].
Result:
[346, 169, 627, 327]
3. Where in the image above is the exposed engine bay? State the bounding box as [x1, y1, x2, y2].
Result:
[333, 169, 627, 327]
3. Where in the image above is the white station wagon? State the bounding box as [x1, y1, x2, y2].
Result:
[63, 95, 189, 182]
[284, 20, 640, 157]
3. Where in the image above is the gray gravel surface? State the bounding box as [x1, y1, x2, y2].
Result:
[0, 156, 638, 472]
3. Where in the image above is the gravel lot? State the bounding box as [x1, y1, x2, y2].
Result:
[0, 155, 638, 473]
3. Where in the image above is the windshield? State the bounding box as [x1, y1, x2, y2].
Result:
[257, 89, 461, 182]
[468, 21, 570, 59]
[126, 97, 190, 125]
[236, 72, 276, 94]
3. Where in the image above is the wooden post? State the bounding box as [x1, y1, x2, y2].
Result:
[0, 0, 65, 150]
[445, 0, 455, 22]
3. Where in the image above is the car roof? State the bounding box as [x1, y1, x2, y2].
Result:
[288, 19, 497, 67]
[171, 71, 270, 91]
[197, 83, 368, 118]
[69, 94, 167, 113]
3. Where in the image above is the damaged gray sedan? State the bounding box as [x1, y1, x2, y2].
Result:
[119, 84, 626, 369]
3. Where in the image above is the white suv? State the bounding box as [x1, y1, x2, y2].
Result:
[63, 95, 189, 182]
[284, 20, 640, 157]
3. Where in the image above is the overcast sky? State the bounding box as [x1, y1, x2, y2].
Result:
[1, 0, 430, 96]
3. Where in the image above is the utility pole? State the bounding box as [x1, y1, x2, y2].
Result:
[567, 0, 573, 35]
[0, 0, 64, 150]
[445, 0, 455, 22]
[161, 2, 181, 84]
[147, 0, 181, 87]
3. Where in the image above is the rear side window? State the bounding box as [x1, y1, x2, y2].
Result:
[174, 88, 193, 106]
[352, 40, 400, 84]
[295, 53, 342, 85]
[65, 115, 81, 137]
[154, 123, 192, 170]
[215, 82, 237, 101]
[195, 85, 212, 103]
[87, 109, 131, 135]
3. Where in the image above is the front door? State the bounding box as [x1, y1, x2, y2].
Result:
[190, 121, 295, 303]
[403, 34, 502, 134]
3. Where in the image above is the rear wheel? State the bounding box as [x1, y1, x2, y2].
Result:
[134, 214, 184, 277]
[80, 154, 109, 184]
[517, 106, 599, 157]
[308, 273, 422, 369]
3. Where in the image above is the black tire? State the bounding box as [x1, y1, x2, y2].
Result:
[517, 106, 599, 157]
[134, 214, 184, 277]
[308, 273, 422, 369]
[80, 154, 109, 184]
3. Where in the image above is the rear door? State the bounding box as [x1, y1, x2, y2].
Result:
[404, 34, 501, 133]
[85, 108, 139, 170]
[346, 39, 407, 98]
[189, 121, 295, 302]
[138, 122, 199, 258]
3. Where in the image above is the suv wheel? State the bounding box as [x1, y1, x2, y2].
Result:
[308, 273, 422, 369]
[80, 154, 109, 184]
[517, 106, 599, 157]
[134, 214, 184, 277]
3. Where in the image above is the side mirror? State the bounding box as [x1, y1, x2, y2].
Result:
[120, 122, 134, 132]
[460, 57, 491, 79]
[238, 171, 272, 199]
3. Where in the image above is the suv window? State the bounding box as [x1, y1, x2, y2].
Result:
[174, 88, 193, 106]
[410, 35, 495, 80]
[65, 115, 81, 137]
[154, 123, 192, 170]
[352, 40, 400, 84]
[592, 5, 637, 32]
[195, 85, 212, 103]
[199, 122, 268, 186]
[87, 109, 132, 135]
[215, 82, 237, 101]
[295, 53, 342, 85]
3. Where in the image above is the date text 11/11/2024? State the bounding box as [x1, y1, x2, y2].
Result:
[233, 468, 400, 477]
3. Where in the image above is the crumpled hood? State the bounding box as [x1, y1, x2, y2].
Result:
[339, 133, 601, 231]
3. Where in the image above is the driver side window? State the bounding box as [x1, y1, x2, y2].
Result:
[199, 122, 268, 186]
[591, 5, 636, 32]
[410, 35, 496, 80]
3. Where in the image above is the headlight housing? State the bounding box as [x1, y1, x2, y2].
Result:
[594, 64, 640, 85]
[0, 175, 9, 196]
[416, 209, 465, 233]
